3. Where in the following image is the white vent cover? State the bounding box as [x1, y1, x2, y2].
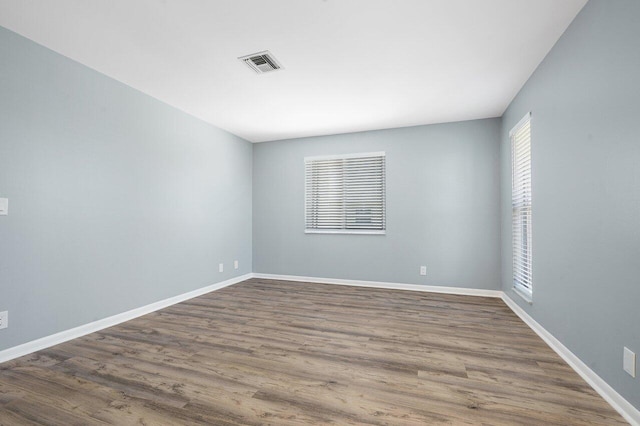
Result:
[238, 50, 283, 74]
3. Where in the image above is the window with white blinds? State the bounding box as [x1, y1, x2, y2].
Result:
[511, 113, 533, 299]
[305, 152, 386, 234]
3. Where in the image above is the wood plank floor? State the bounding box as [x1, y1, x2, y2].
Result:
[0, 279, 627, 425]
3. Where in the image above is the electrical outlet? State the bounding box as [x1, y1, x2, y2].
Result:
[623, 347, 636, 378]
[420, 266, 427, 276]
[0, 198, 7, 216]
[219, 263, 224, 273]
[0, 311, 8, 330]
[234, 260, 239, 269]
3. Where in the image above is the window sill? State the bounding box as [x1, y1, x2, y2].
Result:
[512, 286, 533, 304]
[305, 229, 386, 235]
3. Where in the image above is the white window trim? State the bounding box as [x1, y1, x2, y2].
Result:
[305, 151, 386, 162]
[509, 112, 532, 138]
[304, 151, 386, 235]
[305, 229, 387, 235]
[513, 282, 533, 304]
[510, 112, 533, 302]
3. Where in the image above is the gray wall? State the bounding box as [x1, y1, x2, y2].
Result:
[4, 0, 637, 412]
[500, 0, 640, 409]
[0, 27, 252, 351]
[254, 119, 501, 289]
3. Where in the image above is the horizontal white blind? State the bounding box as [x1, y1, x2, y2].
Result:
[511, 114, 532, 295]
[305, 152, 386, 233]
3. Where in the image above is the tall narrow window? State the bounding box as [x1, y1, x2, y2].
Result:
[305, 152, 386, 234]
[511, 113, 533, 300]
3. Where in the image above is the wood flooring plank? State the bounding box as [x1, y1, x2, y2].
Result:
[0, 278, 628, 425]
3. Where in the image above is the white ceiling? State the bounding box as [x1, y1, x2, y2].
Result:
[0, 0, 587, 142]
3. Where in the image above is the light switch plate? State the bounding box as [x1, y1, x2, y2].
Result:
[0, 198, 7, 215]
[623, 347, 636, 377]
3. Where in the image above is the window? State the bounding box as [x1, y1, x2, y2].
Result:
[305, 152, 386, 234]
[511, 113, 533, 300]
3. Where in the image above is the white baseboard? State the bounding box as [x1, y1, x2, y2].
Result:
[0, 273, 252, 364]
[501, 293, 640, 426]
[251, 273, 503, 298]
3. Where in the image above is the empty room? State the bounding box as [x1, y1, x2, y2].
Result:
[0, 0, 639, 424]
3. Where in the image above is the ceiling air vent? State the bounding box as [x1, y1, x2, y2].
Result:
[238, 50, 283, 74]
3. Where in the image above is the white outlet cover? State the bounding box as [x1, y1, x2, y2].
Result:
[623, 347, 636, 378]
[420, 266, 427, 276]
[0, 198, 8, 215]
[0, 311, 8, 329]
[234, 260, 239, 269]
[219, 263, 224, 273]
